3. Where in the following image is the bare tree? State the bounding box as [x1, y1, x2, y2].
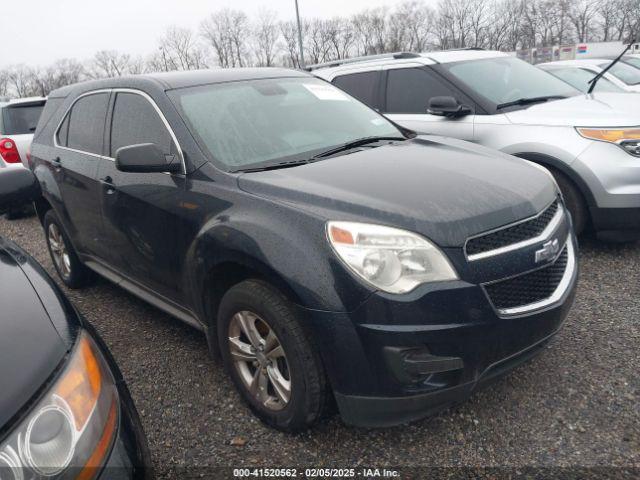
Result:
[569, 0, 600, 42]
[352, 8, 389, 55]
[201, 9, 250, 67]
[0, 70, 10, 97]
[90, 50, 132, 78]
[253, 9, 281, 67]
[280, 20, 306, 67]
[151, 26, 207, 72]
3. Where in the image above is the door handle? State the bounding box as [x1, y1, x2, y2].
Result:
[100, 176, 116, 195]
[51, 157, 62, 171]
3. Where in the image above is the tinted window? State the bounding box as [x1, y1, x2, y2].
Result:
[57, 114, 70, 146]
[333, 72, 379, 108]
[385, 68, 460, 114]
[1, 104, 44, 135]
[110, 92, 174, 156]
[66, 93, 109, 154]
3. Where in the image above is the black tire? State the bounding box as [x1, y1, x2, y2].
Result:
[43, 210, 93, 288]
[549, 169, 588, 235]
[217, 279, 328, 432]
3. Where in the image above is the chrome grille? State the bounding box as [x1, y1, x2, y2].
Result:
[466, 200, 559, 259]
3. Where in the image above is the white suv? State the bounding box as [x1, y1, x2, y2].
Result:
[312, 50, 640, 241]
[0, 97, 46, 169]
[0, 97, 46, 218]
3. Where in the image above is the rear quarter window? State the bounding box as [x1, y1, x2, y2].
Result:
[332, 71, 380, 109]
[63, 93, 110, 155]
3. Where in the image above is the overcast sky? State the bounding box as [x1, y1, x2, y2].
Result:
[6, 0, 407, 68]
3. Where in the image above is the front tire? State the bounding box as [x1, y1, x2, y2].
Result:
[44, 210, 93, 288]
[217, 280, 328, 432]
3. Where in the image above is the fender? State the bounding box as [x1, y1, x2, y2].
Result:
[513, 152, 596, 206]
[183, 206, 374, 327]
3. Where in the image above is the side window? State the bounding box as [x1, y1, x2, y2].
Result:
[385, 68, 459, 114]
[110, 92, 174, 157]
[66, 93, 109, 154]
[57, 113, 70, 147]
[332, 71, 379, 109]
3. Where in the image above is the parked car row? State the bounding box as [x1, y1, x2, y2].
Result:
[0, 45, 638, 476]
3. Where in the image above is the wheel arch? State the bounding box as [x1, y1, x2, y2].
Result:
[513, 152, 596, 207]
[196, 253, 307, 358]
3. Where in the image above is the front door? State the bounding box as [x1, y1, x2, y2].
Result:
[97, 91, 188, 304]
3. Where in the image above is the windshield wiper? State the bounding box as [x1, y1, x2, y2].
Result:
[496, 95, 567, 110]
[235, 158, 319, 173]
[588, 40, 635, 93]
[313, 136, 406, 159]
[235, 136, 406, 173]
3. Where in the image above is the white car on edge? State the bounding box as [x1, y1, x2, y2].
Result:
[0, 97, 46, 169]
[0, 97, 46, 218]
[311, 50, 640, 241]
[539, 59, 640, 93]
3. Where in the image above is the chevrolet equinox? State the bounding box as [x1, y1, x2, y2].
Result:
[29, 68, 578, 431]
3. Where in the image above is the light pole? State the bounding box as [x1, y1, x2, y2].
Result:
[294, 0, 305, 68]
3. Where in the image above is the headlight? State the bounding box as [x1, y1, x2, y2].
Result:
[327, 221, 458, 294]
[0, 332, 118, 479]
[576, 127, 640, 157]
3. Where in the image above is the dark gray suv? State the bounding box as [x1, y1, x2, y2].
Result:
[29, 68, 577, 431]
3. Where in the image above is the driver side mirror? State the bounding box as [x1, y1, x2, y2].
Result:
[0, 168, 41, 214]
[427, 96, 472, 118]
[116, 143, 181, 174]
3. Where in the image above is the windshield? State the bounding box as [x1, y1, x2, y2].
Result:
[623, 57, 640, 69]
[600, 61, 640, 86]
[442, 57, 578, 109]
[545, 67, 624, 93]
[1, 103, 45, 135]
[169, 77, 401, 170]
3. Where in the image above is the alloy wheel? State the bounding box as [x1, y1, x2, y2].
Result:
[228, 310, 291, 411]
[48, 223, 71, 279]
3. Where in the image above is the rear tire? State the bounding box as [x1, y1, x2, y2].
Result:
[549, 169, 588, 235]
[217, 279, 328, 432]
[43, 210, 93, 288]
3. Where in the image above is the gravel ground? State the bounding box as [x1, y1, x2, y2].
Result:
[1, 214, 638, 478]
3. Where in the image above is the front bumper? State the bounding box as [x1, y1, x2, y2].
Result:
[305, 235, 578, 428]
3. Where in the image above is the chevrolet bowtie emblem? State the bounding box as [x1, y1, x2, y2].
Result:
[535, 238, 560, 263]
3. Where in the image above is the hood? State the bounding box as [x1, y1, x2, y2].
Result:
[505, 92, 640, 127]
[238, 137, 557, 247]
[0, 239, 69, 429]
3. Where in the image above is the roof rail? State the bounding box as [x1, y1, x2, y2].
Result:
[305, 52, 421, 71]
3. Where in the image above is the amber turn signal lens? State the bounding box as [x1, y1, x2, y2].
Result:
[55, 336, 102, 430]
[329, 225, 355, 245]
[577, 128, 640, 143]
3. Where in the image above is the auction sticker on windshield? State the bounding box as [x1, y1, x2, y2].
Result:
[303, 83, 349, 101]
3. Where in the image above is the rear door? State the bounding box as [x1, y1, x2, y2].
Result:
[53, 92, 110, 255]
[97, 90, 187, 304]
[382, 65, 475, 141]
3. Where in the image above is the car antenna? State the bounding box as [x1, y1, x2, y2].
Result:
[588, 37, 637, 94]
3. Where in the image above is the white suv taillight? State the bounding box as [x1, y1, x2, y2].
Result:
[0, 138, 21, 164]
